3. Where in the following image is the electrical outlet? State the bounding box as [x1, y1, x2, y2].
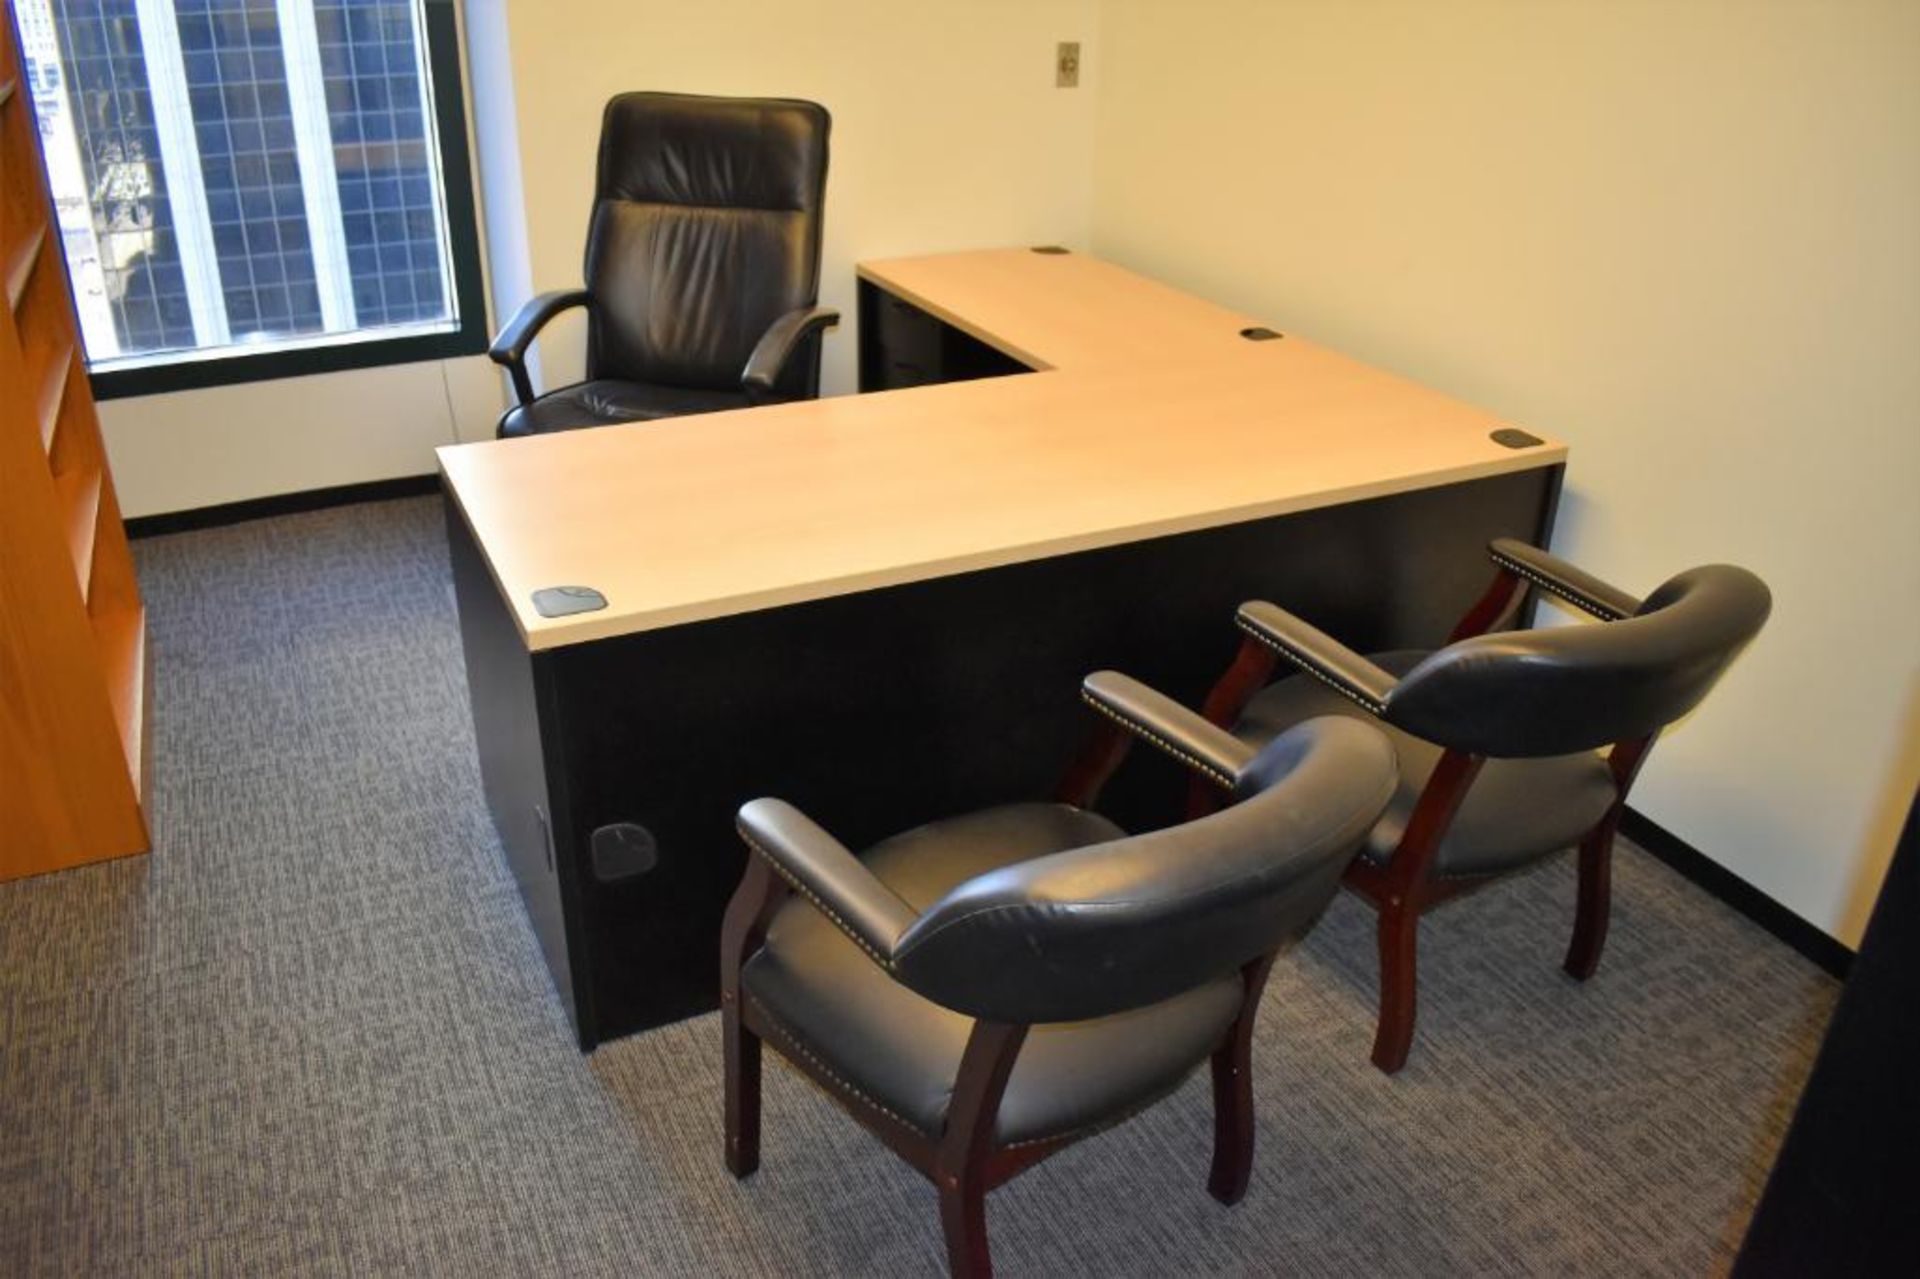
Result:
[1056, 41, 1080, 88]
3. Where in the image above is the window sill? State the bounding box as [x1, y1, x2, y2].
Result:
[90, 323, 489, 401]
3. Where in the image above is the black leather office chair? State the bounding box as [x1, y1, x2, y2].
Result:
[489, 92, 836, 438]
[721, 673, 1397, 1278]
[1191, 538, 1771, 1073]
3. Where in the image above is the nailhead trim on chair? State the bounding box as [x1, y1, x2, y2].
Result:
[1487, 549, 1632, 622]
[755, 993, 1185, 1153]
[746, 993, 931, 1136]
[1233, 616, 1388, 716]
[737, 829, 897, 970]
[1078, 692, 1237, 791]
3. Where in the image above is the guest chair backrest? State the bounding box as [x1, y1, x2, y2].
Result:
[1382, 564, 1773, 758]
[585, 93, 829, 393]
[891, 716, 1395, 1025]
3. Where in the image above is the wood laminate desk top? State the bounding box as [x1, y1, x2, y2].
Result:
[856, 248, 1269, 370]
[439, 249, 1565, 652]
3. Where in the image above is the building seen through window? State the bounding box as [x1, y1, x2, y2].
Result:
[17, 0, 460, 371]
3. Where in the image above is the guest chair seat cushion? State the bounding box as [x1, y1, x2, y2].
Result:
[497, 378, 752, 438]
[1235, 651, 1617, 878]
[741, 803, 1245, 1145]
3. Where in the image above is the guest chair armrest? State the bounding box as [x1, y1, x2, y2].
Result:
[1235, 601, 1400, 716]
[488, 288, 591, 407]
[1080, 670, 1257, 793]
[741, 305, 840, 404]
[736, 798, 919, 966]
[1488, 538, 1641, 622]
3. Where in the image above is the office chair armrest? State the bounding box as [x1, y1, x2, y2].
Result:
[1488, 538, 1641, 621]
[1236, 601, 1399, 716]
[488, 288, 591, 407]
[736, 798, 919, 967]
[1080, 671, 1257, 793]
[741, 305, 840, 404]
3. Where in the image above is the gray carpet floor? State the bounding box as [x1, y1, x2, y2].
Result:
[1, 497, 1837, 1276]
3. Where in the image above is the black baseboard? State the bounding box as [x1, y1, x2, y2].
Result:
[1623, 808, 1853, 980]
[125, 475, 439, 538]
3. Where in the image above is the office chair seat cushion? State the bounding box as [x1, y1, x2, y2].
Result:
[1236, 652, 1618, 878]
[742, 802, 1246, 1145]
[496, 378, 751, 438]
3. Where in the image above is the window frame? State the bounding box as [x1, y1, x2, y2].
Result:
[76, 0, 488, 401]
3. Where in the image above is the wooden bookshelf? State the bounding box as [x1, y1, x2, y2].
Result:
[0, 0, 151, 880]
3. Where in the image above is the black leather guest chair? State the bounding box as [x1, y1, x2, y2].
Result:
[721, 673, 1397, 1278]
[489, 92, 836, 438]
[1192, 538, 1771, 1074]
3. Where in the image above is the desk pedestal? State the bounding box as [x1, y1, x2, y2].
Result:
[448, 466, 1559, 1050]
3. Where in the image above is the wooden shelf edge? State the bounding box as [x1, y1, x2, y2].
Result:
[54, 463, 103, 601]
[94, 604, 149, 804]
[6, 218, 46, 313]
[37, 339, 74, 452]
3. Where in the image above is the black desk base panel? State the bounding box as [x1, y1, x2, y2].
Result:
[447, 463, 1559, 1050]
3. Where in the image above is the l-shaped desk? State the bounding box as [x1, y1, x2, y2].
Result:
[439, 248, 1566, 1050]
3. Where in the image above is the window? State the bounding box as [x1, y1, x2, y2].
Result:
[16, 0, 483, 397]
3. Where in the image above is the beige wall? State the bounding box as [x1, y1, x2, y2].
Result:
[99, 354, 502, 516]
[484, 0, 1101, 397]
[1090, 0, 1920, 942]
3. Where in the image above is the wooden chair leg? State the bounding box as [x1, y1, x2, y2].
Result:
[935, 1021, 1028, 1279]
[719, 857, 786, 1179]
[939, 1169, 993, 1279]
[1564, 735, 1653, 981]
[723, 996, 761, 1177]
[1372, 902, 1421, 1074]
[1360, 750, 1483, 1074]
[1207, 954, 1277, 1205]
[1564, 822, 1616, 980]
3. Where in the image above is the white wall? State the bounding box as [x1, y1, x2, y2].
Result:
[99, 355, 502, 516]
[1089, 0, 1920, 944]
[481, 0, 1102, 398]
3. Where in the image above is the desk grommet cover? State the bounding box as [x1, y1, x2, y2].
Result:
[591, 823, 660, 883]
[1491, 428, 1545, 449]
[1239, 326, 1284, 341]
[532, 585, 608, 618]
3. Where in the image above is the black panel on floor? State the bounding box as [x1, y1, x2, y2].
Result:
[1735, 789, 1920, 1275]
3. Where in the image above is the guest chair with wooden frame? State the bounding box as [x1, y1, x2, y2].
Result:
[489, 92, 837, 438]
[721, 672, 1398, 1277]
[1192, 538, 1771, 1075]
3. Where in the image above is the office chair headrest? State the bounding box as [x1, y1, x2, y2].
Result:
[597, 92, 829, 212]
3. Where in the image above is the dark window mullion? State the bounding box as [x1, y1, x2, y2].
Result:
[24, 0, 487, 397]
